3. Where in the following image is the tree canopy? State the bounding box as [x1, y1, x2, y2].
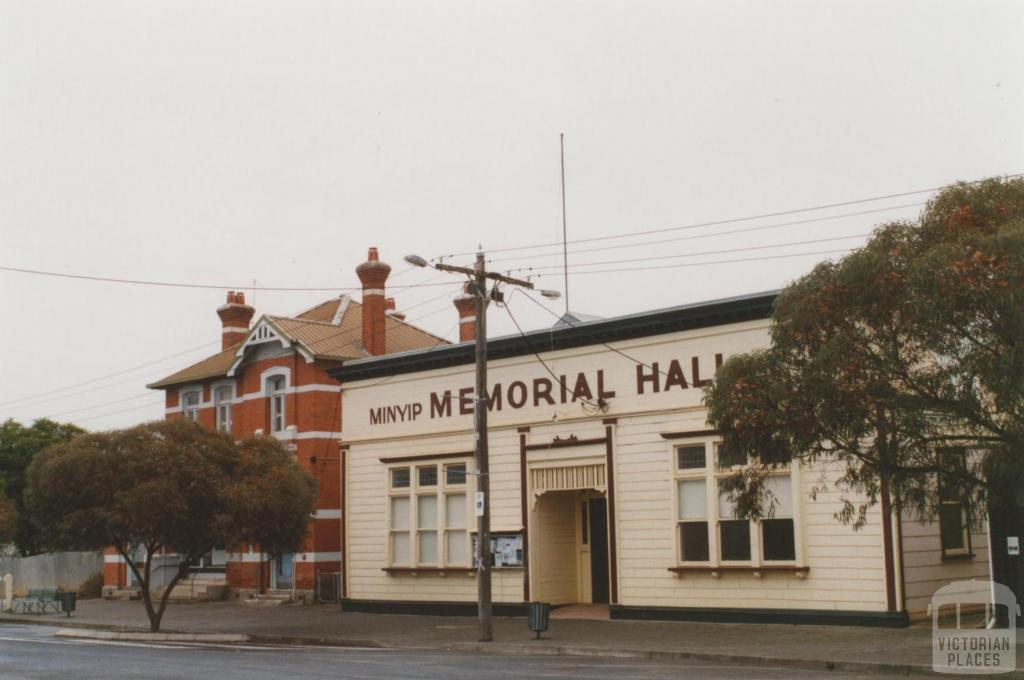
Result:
[704, 177, 1024, 527]
[27, 419, 317, 631]
[0, 418, 84, 555]
[0, 491, 15, 547]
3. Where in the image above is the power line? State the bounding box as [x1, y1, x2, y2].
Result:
[510, 289, 673, 383]
[487, 201, 924, 265]
[4, 302, 459, 421]
[0, 340, 220, 408]
[441, 172, 1022, 258]
[45, 392, 156, 419]
[1, 272, 456, 411]
[72, 400, 166, 424]
[534, 248, 855, 277]
[509, 233, 870, 274]
[501, 298, 602, 410]
[0, 264, 463, 293]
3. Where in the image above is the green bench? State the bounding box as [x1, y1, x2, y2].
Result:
[13, 588, 62, 614]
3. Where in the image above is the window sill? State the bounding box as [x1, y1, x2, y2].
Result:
[383, 567, 476, 576]
[941, 552, 976, 562]
[668, 565, 809, 578]
[382, 566, 525, 575]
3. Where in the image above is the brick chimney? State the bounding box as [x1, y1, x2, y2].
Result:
[356, 247, 391, 356]
[453, 283, 481, 343]
[384, 297, 406, 321]
[216, 291, 255, 350]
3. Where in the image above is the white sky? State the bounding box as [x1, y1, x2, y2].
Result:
[1, 0, 1021, 431]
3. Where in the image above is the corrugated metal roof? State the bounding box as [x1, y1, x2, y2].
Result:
[295, 297, 345, 323]
[149, 297, 448, 389]
[148, 345, 241, 389]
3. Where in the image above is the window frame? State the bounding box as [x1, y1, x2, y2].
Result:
[180, 387, 202, 422]
[387, 458, 472, 569]
[671, 437, 801, 568]
[213, 382, 235, 433]
[938, 448, 972, 558]
[265, 374, 287, 433]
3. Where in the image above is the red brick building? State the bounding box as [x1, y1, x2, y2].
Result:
[102, 248, 446, 599]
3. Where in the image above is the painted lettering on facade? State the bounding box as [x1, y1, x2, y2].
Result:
[368, 354, 723, 426]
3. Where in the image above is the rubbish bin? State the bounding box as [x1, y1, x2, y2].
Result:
[527, 601, 550, 639]
[60, 591, 77, 617]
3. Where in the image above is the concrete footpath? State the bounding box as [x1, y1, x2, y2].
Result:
[2, 599, 1022, 676]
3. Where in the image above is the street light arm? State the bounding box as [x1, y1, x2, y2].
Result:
[434, 262, 535, 289]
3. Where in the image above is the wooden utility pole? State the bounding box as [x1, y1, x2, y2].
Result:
[404, 250, 554, 643]
[473, 251, 493, 641]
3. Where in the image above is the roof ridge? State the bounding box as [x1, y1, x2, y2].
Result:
[291, 295, 346, 319]
[267, 315, 341, 327]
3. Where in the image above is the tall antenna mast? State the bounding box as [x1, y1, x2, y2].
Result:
[560, 133, 569, 315]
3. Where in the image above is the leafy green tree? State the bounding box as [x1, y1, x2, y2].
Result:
[705, 177, 1024, 526]
[27, 420, 316, 631]
[0, 418, 84, 555]
[0, 491, 15, 547]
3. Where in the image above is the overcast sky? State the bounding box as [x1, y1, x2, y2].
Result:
[1, 0, 1021, 431]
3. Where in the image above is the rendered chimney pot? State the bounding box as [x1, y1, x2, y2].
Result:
[356, 247, 392, 356]
[216, 291, 255, 350]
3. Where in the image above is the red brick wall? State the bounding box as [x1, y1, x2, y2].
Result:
[128, 351, 346, 594]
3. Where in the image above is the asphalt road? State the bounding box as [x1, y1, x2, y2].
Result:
[0, 624, 879, 679]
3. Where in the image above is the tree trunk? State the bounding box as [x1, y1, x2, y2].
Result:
[118, 544, 162, 632]
[118, 544, 209, 632]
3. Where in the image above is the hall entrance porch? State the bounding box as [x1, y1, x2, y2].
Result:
[529, 489, 611, 607]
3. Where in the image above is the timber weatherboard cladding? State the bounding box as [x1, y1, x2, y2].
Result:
[338, 298, 988, 623]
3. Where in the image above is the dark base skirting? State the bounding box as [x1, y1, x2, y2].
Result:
[609, 604, 910, 628]
[341, 599, 530, 617]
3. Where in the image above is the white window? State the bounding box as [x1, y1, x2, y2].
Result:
[214, 385, 234, 433]
[388, 461, 469, 568]
[266, 375, 286, 432]
[182, 389, 201, 422]
[673, 442, 797, 565]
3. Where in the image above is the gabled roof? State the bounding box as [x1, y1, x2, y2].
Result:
[148, 295, 448, 389]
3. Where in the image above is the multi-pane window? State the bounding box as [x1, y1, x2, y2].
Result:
[717, 484, 752, 561]
[182, 390, 201, 422]
[388, 461, 469, 568]
[761, 475, 796, 561]
[674, 442, 797, 565]
[938, 449, 971, 557]
[214, 385, 233, 433]
[266, 375, 286, 432]
[677, 478, 710, 561]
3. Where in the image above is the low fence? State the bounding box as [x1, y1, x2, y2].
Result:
[316, 571, 342, 603]
[0, 551, 103, 597]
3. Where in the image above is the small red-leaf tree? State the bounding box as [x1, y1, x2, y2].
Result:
[26, 420, 316, 631]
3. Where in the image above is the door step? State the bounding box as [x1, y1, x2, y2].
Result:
[243, 590, 294, 606]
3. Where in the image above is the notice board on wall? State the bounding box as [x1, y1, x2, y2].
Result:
[471, 532, 524, 567]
